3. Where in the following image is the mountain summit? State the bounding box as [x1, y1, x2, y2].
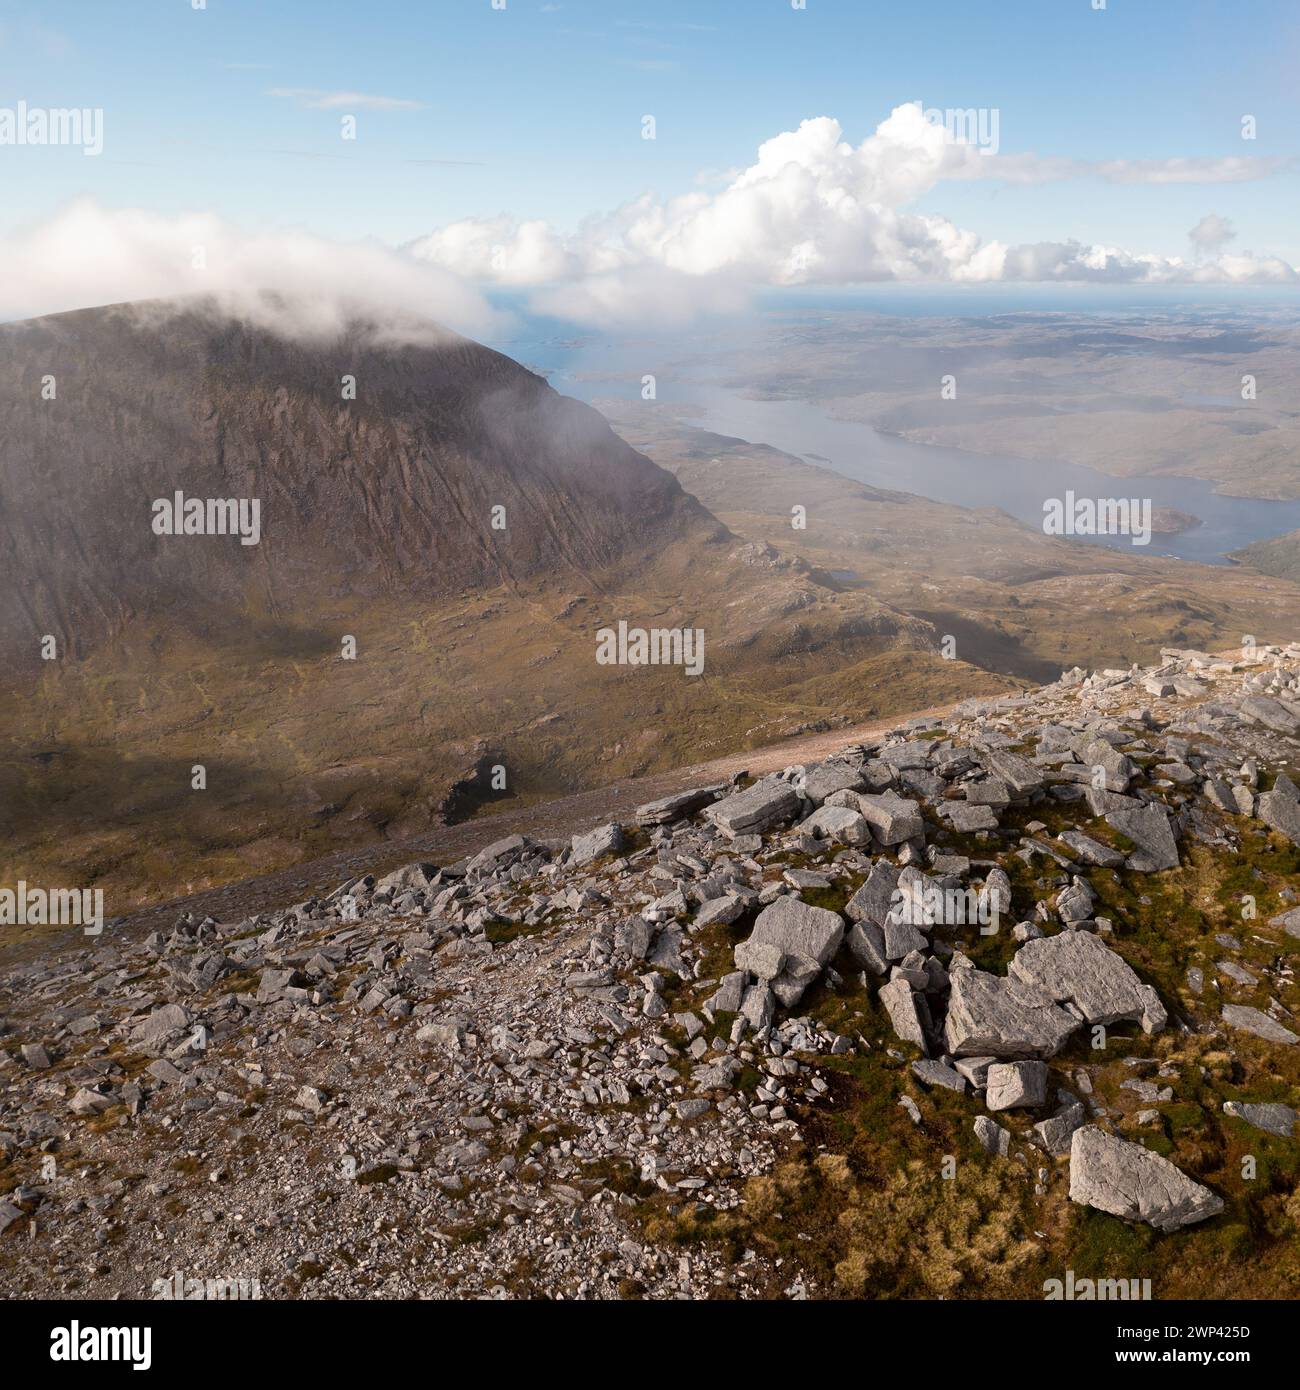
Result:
[0, 298, 713, 667]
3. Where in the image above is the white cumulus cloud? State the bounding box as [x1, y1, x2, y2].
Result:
[409, 104, 1298, 323]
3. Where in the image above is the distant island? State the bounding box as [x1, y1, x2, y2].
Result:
[1150, 506, 1202, 535]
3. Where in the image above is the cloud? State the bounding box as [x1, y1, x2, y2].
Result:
[0, 198, 501, 342]
[1189, 213, 1237, 256]
[408, 104, 1298, 322]
[6, 107, 1295, 339]
[268, 88, 423, 111]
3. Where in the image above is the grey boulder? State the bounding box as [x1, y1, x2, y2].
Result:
[1009, 930, 1166, 1034]
[1221, 1004, 1298, 1045]
[569, 822, 623, 866]
[943, 963, 1079, 1059]
[704, 779, 802, 836]
[845, 861, 901, 928]
[1258, 789, 1300, 846]
[879, 976, 930, 1055]
[973, 1115, 1011, 1157]
[1105, 803, 1179, 872]
[799, 804, 872, 847]
[1222, 1100, 1296, 1138]
[800, 762, 866, 807]
[852, 792, 925, 845]
[1068, 1126, 1223, 1232]
[985, 1060, 1048, 1111]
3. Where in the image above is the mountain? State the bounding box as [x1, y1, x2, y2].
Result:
[0, 299, 713, 668]
[0, 300, 996, 908]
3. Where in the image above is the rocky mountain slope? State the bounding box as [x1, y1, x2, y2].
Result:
[0, 299, 713, 669]
[3, 644, 1299, 1298]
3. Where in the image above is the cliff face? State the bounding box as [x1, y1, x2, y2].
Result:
[0, 299, 714, 666]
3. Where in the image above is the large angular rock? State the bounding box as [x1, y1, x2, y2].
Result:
[882, 917, 928, 961]
[1010, 931, 1166, 1034]
[984, 749, 1046, 797]
[734, 940, 785, 980]
[1075, 738, 1135, 793]
[986, 1060, 1048, 1111]
[845, 861, 900, 927]
[1086, 787, 1141, 817]
[945, 802, 999, 833]
[1055, 876, 1097, 924]
[614, 915, 654, 961]
[879, 976, 929, 1055]
[466, 834, 533, 874]
[943, 964, 1079, 1059]
[1033, 1093, 1088, 1156]
[634, 785, 725, 826]
[375, 861, 438, 896]
[740, 982, 776, 1032]
[1068, 1126, 1224, 1232]
[833, 791, 924, 845]
[799, 804, 872, 847]
[912, 1059, 966, 1092]
[973, 1115, 1011, 1157]
[1222, 1101, 1296, 1138]
[707, 971, 745, 1014]
[1240, 695, 1300, 734]
[742, 896, 843, 972]
[965, 778, 1011, 807]
[128, 1003, 193, 1048]
[704, 779, 802, 836]
[694, 894, 746, 928]
[1258, 790, 1300, 846]
[772, 956, 822, 1009]
[800, 762, 866, 807]
[569, 822, 624, 867]
[1221, 1004, 1298, 1045]
[1057, 830, 1125, 868]
[846, 921, 888, 975]
[1105, 803, 1179, 872]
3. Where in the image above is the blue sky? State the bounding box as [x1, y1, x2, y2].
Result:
[1, 0, 1297, 325]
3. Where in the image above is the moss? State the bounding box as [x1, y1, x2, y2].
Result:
[1069, 1207, 1157, 1275]
[640, 1147, 1041, 1298]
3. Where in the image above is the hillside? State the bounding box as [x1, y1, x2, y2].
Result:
[3, 644, 1299, 1299]
[0, 300, 1003, 909]
[1234, 531, 1300, 584]
[0, 298, 713, 668]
